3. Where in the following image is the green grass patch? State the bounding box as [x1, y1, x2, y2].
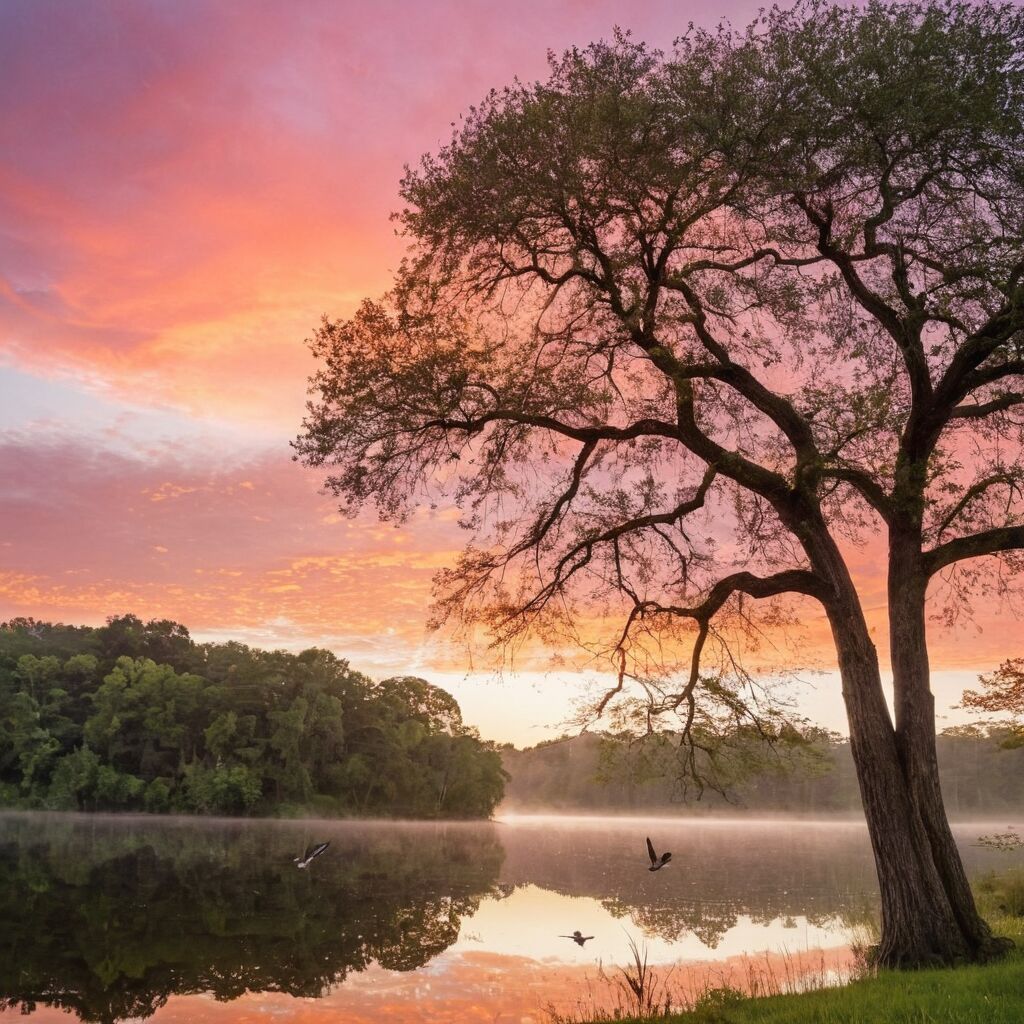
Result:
[666, 946, 1023, 1024]
[571, 874, 1024, 1024]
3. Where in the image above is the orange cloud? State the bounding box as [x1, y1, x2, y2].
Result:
[0, 0, 1017, 744]
[0, 431, 1015, 698]
[0, 1, 776, 427]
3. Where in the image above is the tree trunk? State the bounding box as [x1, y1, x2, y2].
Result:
[888, 535, 1011, 960]
[796, 516, 981, 967]
[823, 588, 971, 966]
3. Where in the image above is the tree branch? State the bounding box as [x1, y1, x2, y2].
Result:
[930, 296, 1024, 431]
[821, 465, 895, 523]
[422, 410, 678, 444]
[645, 568, 829, 623]
[510, 466, 720, 620]
[950, 393, 1024, 420]
[640, 570, 827, 725]
[591, 568, 827, 730]
[924, 526, 1024, 576]
[506, 439, 598, 560]
[656, 276, 817, 460]
[934, 473, 1020, 539]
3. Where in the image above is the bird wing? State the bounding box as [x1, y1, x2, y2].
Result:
[646, 836, 657, 864]
[304, 841, 330, 861]
[662, 851, 672, 863]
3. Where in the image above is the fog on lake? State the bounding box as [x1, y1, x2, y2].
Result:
[1, 812, 1020, 1023]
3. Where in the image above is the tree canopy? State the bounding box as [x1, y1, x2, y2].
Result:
[298, 0, 1024, 751]
[0, 616, 506, 819]
[500, 726, 1024, 815]
[296, 0, 1024, 965]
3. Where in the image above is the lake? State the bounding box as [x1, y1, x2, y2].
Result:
[1, 811, 1020, 1023]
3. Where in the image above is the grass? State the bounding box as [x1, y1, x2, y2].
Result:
[560, 870, 1024, 1024]
[651, 946, 1024, 1024]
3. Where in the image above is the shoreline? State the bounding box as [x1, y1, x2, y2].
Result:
[2, 806, 1020, 829]
[568, 900, 1024, 1024]
[573, 943, 1024, 1024]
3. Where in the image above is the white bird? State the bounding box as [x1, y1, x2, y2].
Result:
[294, 841, 330, 869]
[646, 836, 671, 872]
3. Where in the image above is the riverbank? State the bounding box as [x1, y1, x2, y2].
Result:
[573, 872, 1024, 1024]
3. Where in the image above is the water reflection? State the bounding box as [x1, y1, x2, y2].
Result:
[496, 816, 884, 949]
[449, 884, 843, 964]
[0, 814, 504, 1023]
[0, 813, 1019, 1023]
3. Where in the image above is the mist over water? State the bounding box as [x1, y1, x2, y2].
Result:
[1, 812, 1020, 1023]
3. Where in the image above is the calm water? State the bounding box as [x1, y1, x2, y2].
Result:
[1, 811, 1020, 1023]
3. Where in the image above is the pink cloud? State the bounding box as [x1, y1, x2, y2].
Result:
[0, 1, 769, 424]
[0, 434, 470, 670]
[0, 0, 1015, 722]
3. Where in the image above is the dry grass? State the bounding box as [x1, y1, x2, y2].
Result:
[550, 878, 1024, 1024]
[547, 939, 857, 1023]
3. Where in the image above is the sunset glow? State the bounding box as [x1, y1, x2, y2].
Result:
[0, 0, 1016, 744]
[3, 945, 858, 1024]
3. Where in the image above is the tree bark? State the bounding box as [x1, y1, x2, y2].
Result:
[799, 519, 977, 966]
[889, 534, 1011, 960]
[823, 592, 971, 965]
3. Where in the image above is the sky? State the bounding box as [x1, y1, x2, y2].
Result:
[0, 0, 1016, 745]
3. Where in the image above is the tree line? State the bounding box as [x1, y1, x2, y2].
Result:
[500, 727, 1024, 817]
[0, 616, 506, 818]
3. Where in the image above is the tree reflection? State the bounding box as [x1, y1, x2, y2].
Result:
[2, 815, 1013, 1024]
[0, 814, 504, 1024]
[494, 818, 1018, 951]
[495, 821, 888, 948]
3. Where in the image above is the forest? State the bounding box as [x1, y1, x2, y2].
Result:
[3, 615, 1019, 822]
[0, 616, 506, 818]
[500, 728, 1024, 816]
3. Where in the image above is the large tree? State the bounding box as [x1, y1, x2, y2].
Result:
[296, 0, 1024, 966]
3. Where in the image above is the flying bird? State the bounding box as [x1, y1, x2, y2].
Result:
[646, 836, 671, 871]
[560, 930, 595, 946]
[294, 841, 330, 869]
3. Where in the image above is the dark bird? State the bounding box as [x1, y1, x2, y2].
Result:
[560, 930, 594, 946]
[646, 836, 671, 871]
[294, 841, 330, 869]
